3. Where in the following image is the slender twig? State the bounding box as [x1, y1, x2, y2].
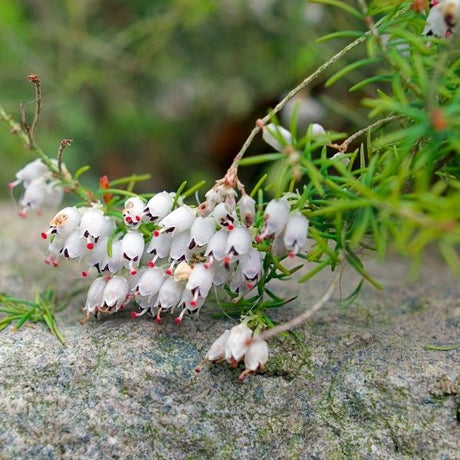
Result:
[57, 139, 73, 172]
[257, 266, 342, 342]
[331, 115, 403, 153]
[19, 102, 33, 147]
[28, 73, 41, 142]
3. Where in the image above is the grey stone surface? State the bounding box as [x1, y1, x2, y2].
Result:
[0, 203, 459, 459]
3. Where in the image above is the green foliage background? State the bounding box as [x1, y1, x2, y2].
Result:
[0, 0, 350, 194]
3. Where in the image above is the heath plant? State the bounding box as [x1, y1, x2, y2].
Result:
[1, 1, 459, 380]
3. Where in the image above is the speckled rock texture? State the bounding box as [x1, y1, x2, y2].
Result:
[0, 203, 458, 459]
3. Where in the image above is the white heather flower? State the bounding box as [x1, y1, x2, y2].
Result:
[240, 248, 263, 289]
[83, 277, 108, 314]
[262, 123, 293, 152]
[166, 231, 192, 275]
[143, 191, 174, 222]
[257, 198, 290, 241]
[239, 338, 269, 381]
[212, 263, 232, 286]
[43, 206, 81, 239]
[80, 206, 106, 249]
[61, 230, 86, 260]
[186, 263, 214, 307]
[189, 216, 216, 249]
[271, 231, 288, 258]
[158, 204, 195, 236]
[101, 275, 129, 313]
[154, 278, 184, 322]
[9, 159, 49, 189]
[135, 267, 164, 299]
[204, 229, 228, 268]
[87, 237, 123, 274]
[224, 323, 253, 365]
[224, 225, 253, 266]
[121, 230, 145, 275]
[331, 152, 350, 167]
[123, 196, 145, 227]
[423, 0, 460, 37]
[309, 123, 326, 137]
[237, 193, 256, 227]
[18, 179, 47, 217]
[146, 232, 172, 267]
[206, 330, 230, 362]
[283, 212, 309, 258]
[212, 202, 237, 230]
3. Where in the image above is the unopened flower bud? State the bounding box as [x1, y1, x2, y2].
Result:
[262, 123, 293, 152]
[237, 193, 256, 227]
[283, 212, 309, 257]
[257, 198, 289, 241]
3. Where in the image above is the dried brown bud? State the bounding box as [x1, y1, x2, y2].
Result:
[28, 74, 40, 84]
[410, 0, 425, 13]
[431, 109, 448, 131]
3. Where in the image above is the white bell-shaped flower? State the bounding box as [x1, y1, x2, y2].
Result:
[186, 263, 214, 307]
[239, 338, 269, 381]
[135, 267, 164, 299]
[257, 198, 290, 241]
[224, 225, 253, 266]
[166, 231, 191, 275]
[102, 275, 129, 312]
[61, 230, 86, 260]
[423, 0, 459, 37]
[224, 323, 253, 365]
[331, 152, 350, 167]
[9, 159, 49, 189]
[204, 229, 228, 269]
[212, 202, 237, 230]
[240, 248, 263, 289]
[237, 193, 256, 227]
[18, 179, 48, 217]
[212, 263, 232, 286]
[206, 330, 230, 362]
[146, 232, 172, 267]
[154, 278, 184, 321]
[143, 191, 174, 222]
[123, 196, 145, 227]
[121, 230, 145, 275]
[283, 212, 309, 257]
[83, 277, 108, 314]
[189, 216, 216, 249]
[158, 205, 195, 236]
[89, 238, 124, 274]
[309, 123, 326, 137]
[262, 123, 293, 152]
[43, 206, 81, 239]
[79, 207, 106, 249]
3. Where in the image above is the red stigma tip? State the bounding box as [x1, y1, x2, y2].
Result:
[166, 269, 172, 276]
[130, 270, 137, 276]
[247, 283, 253, 289]
[190, 300, 197, 307]
[174, 317, 182, 325]
[130, 311, 138, 319]
[223, 256, 231, 265]
[195, 366, 201, 373]
[52, 261, 59, 267]
[126, 216, 132, 223]
[8, 182, 15, 190]
[41, 232, 48, 240]
[153, 230, 160, 237]
[44, 259, 50, 265]
[87, 243, 94, 250]
[18, 210, 26, 218]
[228, 224, 234, 231]
[256, 236, 262, 243]
[288, 251, 295, 258]
[238, 375, 245, 382]
[155, 317, 162, 324]
[136, 215, 141, 222]
[204, 263, 210, 270]
[81, 271, 88, 278]
[148, 261, 155, 268]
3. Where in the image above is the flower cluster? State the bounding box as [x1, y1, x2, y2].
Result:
[9, 159, 64, 218]
[40, 186, 310, 325]
[196, 323, 269, 381]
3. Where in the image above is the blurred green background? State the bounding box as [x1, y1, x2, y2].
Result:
[0, 0, 369, 198]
